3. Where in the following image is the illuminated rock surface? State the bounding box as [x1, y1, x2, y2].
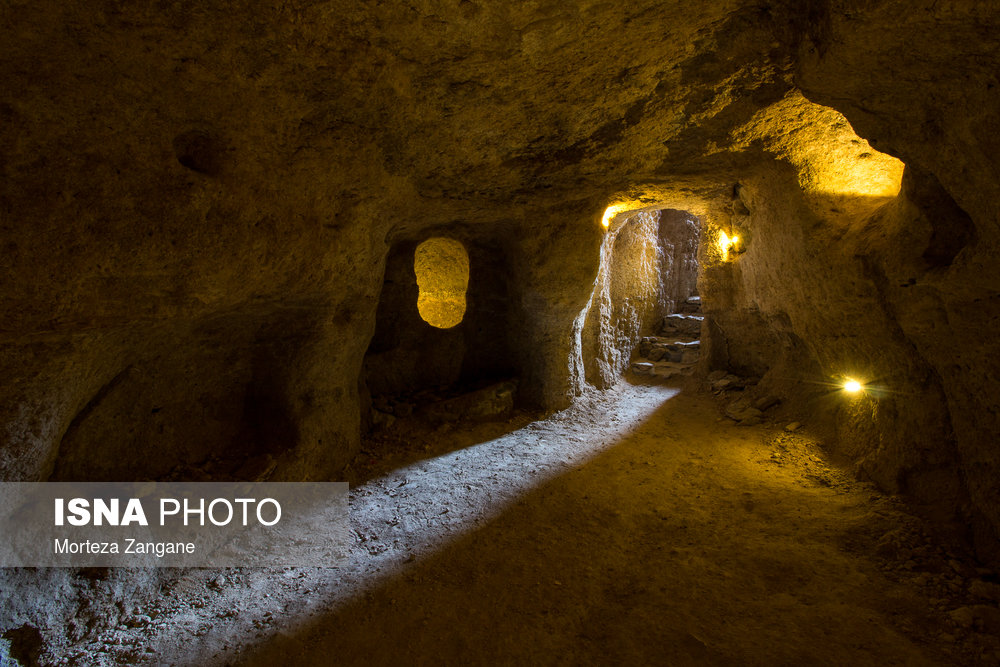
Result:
[2, 0, 1000, 662]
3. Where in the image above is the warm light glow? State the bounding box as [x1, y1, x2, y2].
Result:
[815, 150, 904, 199]
[843, 379, 863, 394]
[415, 237, 469, 329]
[735, 92, 905, 202]
[717, 231, 739, 258]
[601, 204, 628, 228]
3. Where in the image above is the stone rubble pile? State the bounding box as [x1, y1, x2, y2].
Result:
[707, 369, 788, 428]
[370, 380, 518, 431]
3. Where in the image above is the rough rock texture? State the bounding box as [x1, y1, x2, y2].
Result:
[697, 1, 1000, 566]
[701, 101, 978, 557]
[0, 0, 799, 487]
[583, 209, 700, 389]
[658, 211, 702, 314]
[4, 0, 1000, 655]
[795, 0, 1000, 567]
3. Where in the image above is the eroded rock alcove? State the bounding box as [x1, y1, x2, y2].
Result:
[363, 227, 517, 424]
[3, 0, 1000, 663]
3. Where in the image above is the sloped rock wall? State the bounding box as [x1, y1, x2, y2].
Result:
[698, 22, 1000, 562]
[793, 0, 1000, 564]
[692, 0, 1000, 565]
[701, 158, 964, 515]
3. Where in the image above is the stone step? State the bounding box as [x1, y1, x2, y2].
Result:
[637, 337, 699, 354]
[636, 336, 700, 364]
[639, 335, 700, 344]
[678, 296, 702, 314]
[647, 348, 700, 363]
[632, 360, 698, 379]
[661, 313, 703, 337]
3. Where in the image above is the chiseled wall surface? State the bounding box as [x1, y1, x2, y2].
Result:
[795, 1, 1000, 565]
[0, 0, 765, 483]
[702, 159, 964, 527]
[696, 0, 1000, 563]
[583, 211, 664, 389]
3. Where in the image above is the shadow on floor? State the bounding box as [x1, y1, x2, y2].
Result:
[226, 388, 943, 667]
[345, 406, 543, 488]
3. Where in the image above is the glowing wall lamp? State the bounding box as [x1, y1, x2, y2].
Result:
[601, 204, 628, 229]
[717, 230, 741, 259]
[842, 378, 865, 394]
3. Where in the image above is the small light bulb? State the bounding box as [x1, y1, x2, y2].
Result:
[718, 231, 731, 254]
[843, 379, 863, 393]
[602, 204, 626, 229]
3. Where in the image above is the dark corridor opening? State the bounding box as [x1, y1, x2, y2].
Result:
[362, 229, 518, 432]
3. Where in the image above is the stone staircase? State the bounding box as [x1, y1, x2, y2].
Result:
[630, 295, 703, 380]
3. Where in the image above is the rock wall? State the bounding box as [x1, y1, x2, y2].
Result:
[0, 0, 798, 483]
[700, 95, 1000, 567]
[794, 0, 1000, 565]
[508, 207, 605, 408]
[364, 228, 516, 402]
[2, 5, 1000, 648]
[414, 237, 470, 330]
[701, 156, 963, 511]
[658, 210, 702, 314]
[690, 0, 1000, 565]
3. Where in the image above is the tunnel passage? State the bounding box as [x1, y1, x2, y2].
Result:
[363, 229, 517, 428]
[582, 208, 702, 389]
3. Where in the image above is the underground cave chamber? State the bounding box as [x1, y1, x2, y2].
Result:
[4, 1, 1000, 663]
[363, 207, 704, 430]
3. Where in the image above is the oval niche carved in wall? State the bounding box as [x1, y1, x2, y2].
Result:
[415, 237, 469, 329]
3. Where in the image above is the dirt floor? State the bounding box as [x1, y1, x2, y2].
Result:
[48, 380, 1000, 666]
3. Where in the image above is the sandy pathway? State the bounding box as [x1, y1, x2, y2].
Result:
[78, 382, 996, 666]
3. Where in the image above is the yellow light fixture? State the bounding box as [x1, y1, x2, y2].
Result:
[717, 230, 740, 258]
[601, 204, 628, 229]
[842, 378, 863, 394]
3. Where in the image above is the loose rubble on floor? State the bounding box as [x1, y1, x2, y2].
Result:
[696, 366, 1000, 666]
[369, 380, 518, 432]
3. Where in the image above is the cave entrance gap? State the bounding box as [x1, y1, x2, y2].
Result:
[582, 208, 702, 388]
